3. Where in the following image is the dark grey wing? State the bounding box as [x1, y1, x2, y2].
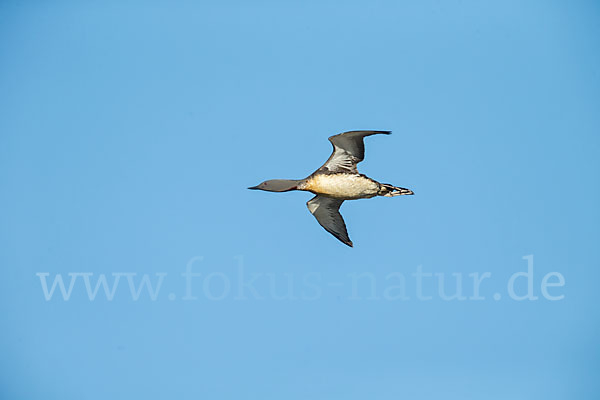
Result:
[306, 195, 352, 247]
[318, 130, 391, 174]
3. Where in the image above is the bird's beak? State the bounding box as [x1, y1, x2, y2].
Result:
[247, 185, 260, 190]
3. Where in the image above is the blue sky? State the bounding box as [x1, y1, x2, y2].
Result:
[1, 1, 599, 399]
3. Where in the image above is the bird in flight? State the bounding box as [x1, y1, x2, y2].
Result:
[248, 131, 413, 247]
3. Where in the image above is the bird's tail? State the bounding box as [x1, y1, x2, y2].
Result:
[378, 183, 414, 197]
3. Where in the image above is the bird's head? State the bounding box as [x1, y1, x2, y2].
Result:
[248, 179, 299, 192]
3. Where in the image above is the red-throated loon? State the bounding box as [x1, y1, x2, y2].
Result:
[248, 130, 414, 247]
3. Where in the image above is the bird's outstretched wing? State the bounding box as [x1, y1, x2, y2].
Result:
[317, 130, 391, 174]
[306, 195, 352, 247]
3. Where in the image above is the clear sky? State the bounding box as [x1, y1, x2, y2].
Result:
[1, 1, 599, 399]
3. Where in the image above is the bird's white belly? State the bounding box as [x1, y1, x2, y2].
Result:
[304, 174, 380, 199]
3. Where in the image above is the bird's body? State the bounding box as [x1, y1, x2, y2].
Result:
[249, 130, 413, 247]
[299, 173, 381, 199]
